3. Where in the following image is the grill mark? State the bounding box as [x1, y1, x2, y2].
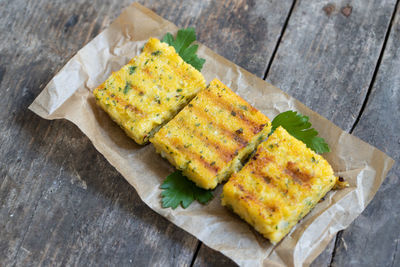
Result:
[285, 161, 313, 185]
[119, 83, 144, 95]
[168, 136, 220, 173]
[107, 92, 144, 116]
[143, 67, 153, 78]
[247, 153, 278, 189]
[189, 100, 249, 148]
[130, 84, 145, 95]
[176, 118, 238, 163]
[201, 88, 267, 134]
[232, 181, 278, 214]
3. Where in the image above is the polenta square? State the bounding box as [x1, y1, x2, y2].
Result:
[221, 126, 337, 244]
[93, 38, 206, 144]
[150, 78, 271, 189]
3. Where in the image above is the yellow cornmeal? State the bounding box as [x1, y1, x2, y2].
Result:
[151, 78, 271, 189]
[93, 38, 206, 144]
[222, 126, 337, 244]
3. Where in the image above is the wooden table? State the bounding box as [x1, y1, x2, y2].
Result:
[1, 0, 399, 266]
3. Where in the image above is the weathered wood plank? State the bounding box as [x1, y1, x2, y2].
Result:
[267, 0, 397, 132]
[0, 0, 293, 266]
[0, 1, 199, 266]
[194, 0, 398, 266]
[331, 4, 400, 266]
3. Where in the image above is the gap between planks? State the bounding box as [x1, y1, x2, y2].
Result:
[263, 0, 297, 80]
[190, 240, 202, 267]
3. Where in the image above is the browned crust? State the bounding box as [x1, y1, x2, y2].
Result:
[231, 181, 278, 216]
[188, 101, 249, 147]
[201, 88, 267, 134]
[108, 92, 145, 116]
[285, 161, 313, 186]
[247, 152, 278, 189]
[173, 120, 238, 163]
[167, 136, 220, 173]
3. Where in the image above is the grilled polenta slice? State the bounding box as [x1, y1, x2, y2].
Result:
[150, 78, 271, 189]
[93, 38, 206, 144]
[222, 126, 337, 244]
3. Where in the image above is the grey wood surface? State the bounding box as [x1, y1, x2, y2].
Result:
[266, 0, 397, 132]
[0, 0, 398, 266]
[331, 4, 400, 266]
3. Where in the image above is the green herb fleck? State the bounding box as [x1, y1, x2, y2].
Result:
[176, 88, 183, 92]
[123, 82, 131, 94]
[151, 50, 162, 56]
[154, 96, 161, 104]
[239, 105, 248, 111]
[128, 66, 137, 75]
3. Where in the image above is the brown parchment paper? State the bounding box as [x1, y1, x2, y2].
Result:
[29, 3, 394, 267]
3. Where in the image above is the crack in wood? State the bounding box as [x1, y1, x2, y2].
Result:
[391, 238, 399, 267]
[263, 0, 297, 80]
[350, 0, 400, 134]
[190, 240, 202, 267]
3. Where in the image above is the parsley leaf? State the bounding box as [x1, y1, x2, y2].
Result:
[161, 27, 206, 71]
[271, 110, 330, 154]
[160, 171, 213, 209]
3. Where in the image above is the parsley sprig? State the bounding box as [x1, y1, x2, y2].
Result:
[271, 111, 330, 154]
[162, 28, 205, 71]
[161, 171, 213, 209]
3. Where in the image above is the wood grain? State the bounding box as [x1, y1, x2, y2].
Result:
[266, 0, 397, 132]
[0, 0, 293, 266]
[331, 4, 400, 266]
